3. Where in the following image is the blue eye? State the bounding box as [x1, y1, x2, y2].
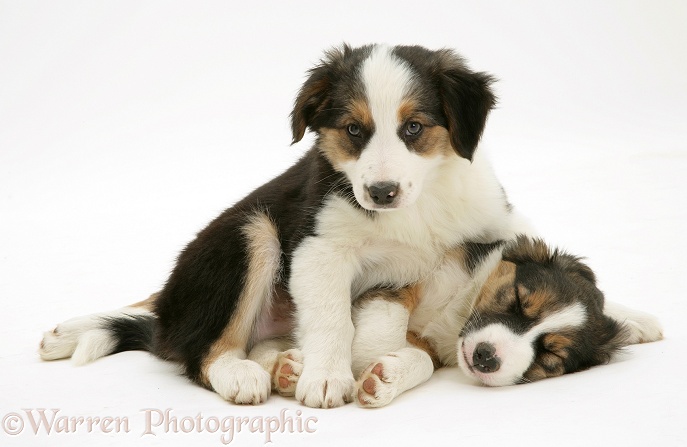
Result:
[405, 122, 422, 136]
[347, 124, 361, 137]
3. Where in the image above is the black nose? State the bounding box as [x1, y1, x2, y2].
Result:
[366, 182, 400, 206]
[473, 342, 501, 373]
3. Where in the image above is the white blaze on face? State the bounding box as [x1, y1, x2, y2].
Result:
[339, 46, 445, 211]
[457, 303, 587, 386]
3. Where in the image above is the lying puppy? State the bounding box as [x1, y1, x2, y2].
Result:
[249, 236, 663, 407]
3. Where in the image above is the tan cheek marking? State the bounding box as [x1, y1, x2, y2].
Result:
[406, 331, 441, 369]
[411, 125, 454, 158]
[397, 100, 453, 158]
[200, 213, 281, 386]
[475, 261, 517, 313]
[318, 98, 372, 169]
[318, 128, 358, 169]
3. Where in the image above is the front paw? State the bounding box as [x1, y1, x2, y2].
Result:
[295, 368, 355, 408]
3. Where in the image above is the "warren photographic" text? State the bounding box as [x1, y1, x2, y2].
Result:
[2, 407, 318, 444]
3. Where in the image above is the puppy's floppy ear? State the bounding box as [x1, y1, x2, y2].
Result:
[290, 45, 348, 144]
[290, 65, 331, 144]
[502, 236, 553, 265]
[556, 254, 598, 285]
[437, 50, 496, 161]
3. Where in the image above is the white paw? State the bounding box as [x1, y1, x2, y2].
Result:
[208, 356, 272, 405]
[605, 302, 664, 345]
[40, 327, 77, 361]
[273, 349, 303, 397]
[355, 356, 400, 408]
[624, 312, 664, 344]
[39, 315, 104, 361]
[295, 367, 354, 409]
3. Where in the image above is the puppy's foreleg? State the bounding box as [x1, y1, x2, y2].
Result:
[289, 238, 359, 408]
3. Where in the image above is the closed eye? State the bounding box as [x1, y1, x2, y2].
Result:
[514, 285, 523, 312]
[541, 333, 573, 361]
[542, 344, 566, 361]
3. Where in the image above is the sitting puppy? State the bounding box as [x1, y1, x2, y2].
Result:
[249, 236, 663, 407]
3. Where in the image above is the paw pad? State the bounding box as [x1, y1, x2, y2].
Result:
[356, 359, 400, 408]
[273, 349, 303, 397]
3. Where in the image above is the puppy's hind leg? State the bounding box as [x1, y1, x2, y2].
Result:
[356, 342, 437, 409]
[248, 337, 303, 397]
[39, 293, 158, 365]
[350, 287, 417, 377]
[199, 213, 282, 405]
[350, 286, 437, 408]
[604, 301, 664, 345]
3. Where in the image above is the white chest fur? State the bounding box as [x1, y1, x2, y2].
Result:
[310, 151, 519, 297]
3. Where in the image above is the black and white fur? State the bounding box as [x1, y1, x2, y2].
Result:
[253, 237, 663, 407]
[40, 44, 531, 407]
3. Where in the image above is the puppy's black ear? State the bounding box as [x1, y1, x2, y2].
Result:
[290, 45, 348, 144]
[556, 253, 597, 285]
[290, 65, 331, 144]
[437, 51, 496, 160]
[502, 236, 553, 265]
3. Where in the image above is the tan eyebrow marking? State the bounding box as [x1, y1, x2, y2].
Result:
[348, 98, 373, 128]
[397, 98, 418, 123]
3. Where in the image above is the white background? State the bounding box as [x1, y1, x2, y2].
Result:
[1, 1, 686, 446]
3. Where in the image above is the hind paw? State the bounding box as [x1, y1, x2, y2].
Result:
[39, 324, 77, 361]
[625, 313, 664, 344]
[272, 349, 303, 397]
[208, 355, 272, 405]
[355, 358, 401, 408]
[38, 315, 101, 361]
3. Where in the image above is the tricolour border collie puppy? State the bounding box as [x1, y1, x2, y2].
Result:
[252, 237, 663, 407]
[39, 44, 531, 408]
